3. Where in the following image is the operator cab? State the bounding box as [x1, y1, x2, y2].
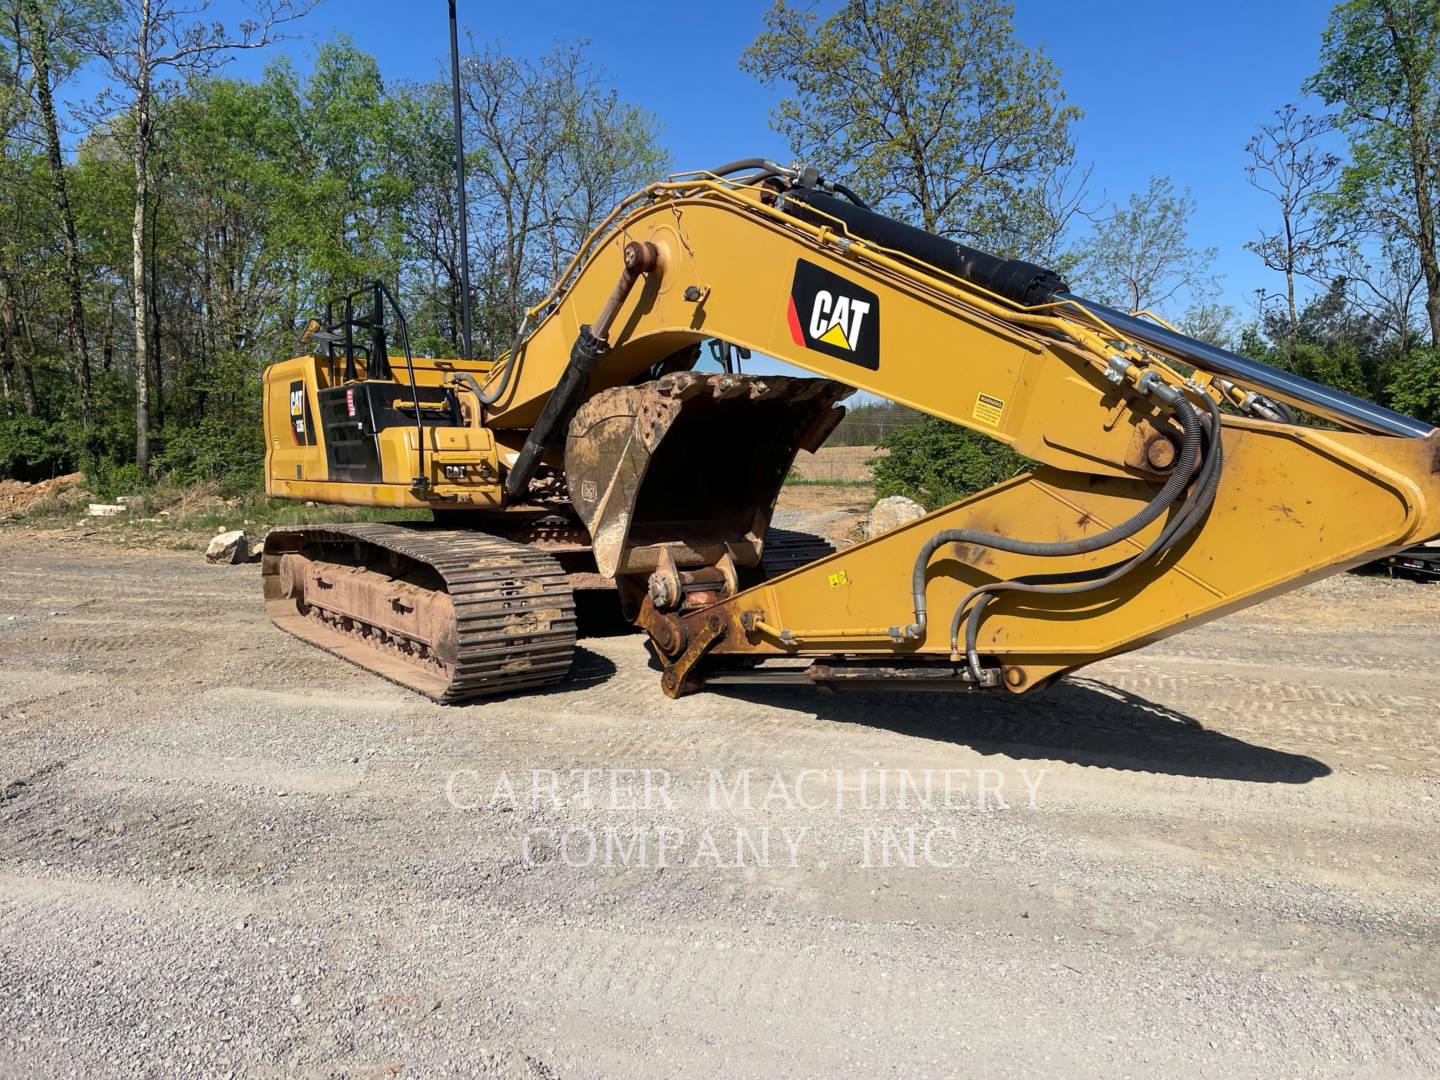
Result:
[297, 282, 467, 484]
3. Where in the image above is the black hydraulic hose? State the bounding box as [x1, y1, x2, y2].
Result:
[779, 184, 1431, 437]
[476, 305, 535, 408]
[955, 403, 1222, 677]
[907, 396, 1205, 639]
[830, 181, 869, 208]
[705, 157, 792, 179]
[952, 394, 1225, 681]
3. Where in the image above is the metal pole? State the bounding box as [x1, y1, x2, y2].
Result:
[448, 0, 473, 360]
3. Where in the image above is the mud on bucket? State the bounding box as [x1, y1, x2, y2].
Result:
[564, 371, 852, 578]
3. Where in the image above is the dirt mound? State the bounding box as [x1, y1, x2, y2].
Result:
[0, 472, 84, 513]
[789, 443, 886, 483]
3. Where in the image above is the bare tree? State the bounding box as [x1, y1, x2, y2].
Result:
[1244, 105, 1342, 357]
[1333, 233, 1427, 356]
[81, 0, 313, 473]
[459, 40, 665, 356]
[1074, 176, 1218, 314]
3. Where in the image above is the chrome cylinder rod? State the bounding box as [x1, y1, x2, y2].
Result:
[1064, 295, 1433, 438]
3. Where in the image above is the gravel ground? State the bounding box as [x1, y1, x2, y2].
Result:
[1, 532, 1439, 1078]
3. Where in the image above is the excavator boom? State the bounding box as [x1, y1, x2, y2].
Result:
[259, 162, 1440, 702]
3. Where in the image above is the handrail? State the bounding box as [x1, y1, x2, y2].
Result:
[370, 280, 426, 490]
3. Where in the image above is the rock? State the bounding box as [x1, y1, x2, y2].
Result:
[87, 503, 126, 517]
[864, 495, 925, 539]
[205, 530, 249, 565]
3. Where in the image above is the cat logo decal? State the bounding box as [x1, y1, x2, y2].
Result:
[786, 259, 881, 370]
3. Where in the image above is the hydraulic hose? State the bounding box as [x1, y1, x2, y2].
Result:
[475, 313, 528, 407]
[830, 181, 869, 208]
[951, 393, 1225, 682]
[907, 396, 1205, 641]
[704, 157, 793, 179]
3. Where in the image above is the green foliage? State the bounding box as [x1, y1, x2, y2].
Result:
[0, 28, 666, 506]
[0, 413, 71, 481]
[84, 459, 142, 501]
[871, 417, 1033, 510]
[741, 0, 1081, 259]
[1387, 347, 1440, 423]
[151, 415, 265, 495]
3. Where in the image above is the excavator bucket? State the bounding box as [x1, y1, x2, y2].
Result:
[565, 371, 851, 577]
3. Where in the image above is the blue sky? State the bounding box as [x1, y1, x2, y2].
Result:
[68, 0, 1342, 321]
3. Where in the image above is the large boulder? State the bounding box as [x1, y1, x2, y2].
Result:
[864, 495, 925, 539]
[205, 529, 249, 565]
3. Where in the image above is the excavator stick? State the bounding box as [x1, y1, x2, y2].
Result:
[564, 371, 850, 578]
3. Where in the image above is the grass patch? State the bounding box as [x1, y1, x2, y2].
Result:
[9, 477, 428, 547]
[782, 477, 873, 488]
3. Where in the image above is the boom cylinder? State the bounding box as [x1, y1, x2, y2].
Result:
[781, 187, 1433, 439]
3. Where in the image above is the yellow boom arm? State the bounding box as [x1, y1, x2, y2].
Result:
[473, 172, 1440, 695]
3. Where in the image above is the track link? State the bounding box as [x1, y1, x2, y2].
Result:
[262, 523, 576, 703]
[760, 527, 837, 579]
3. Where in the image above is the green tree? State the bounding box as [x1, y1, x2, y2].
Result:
[741, 0, 1084, 260]
[1308, 0, 1440, 344]
[1386, 346, 1440, 422]
[1073, 176, 1217, 314]
[80, 0, 314, 474]
[871, 416, 1032, 510]
[18, 0, 99, 426]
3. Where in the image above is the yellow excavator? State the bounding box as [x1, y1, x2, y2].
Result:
[258, 158, 1440, 703]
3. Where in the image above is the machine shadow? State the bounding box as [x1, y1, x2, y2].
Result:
[711, 677, 1330, 784]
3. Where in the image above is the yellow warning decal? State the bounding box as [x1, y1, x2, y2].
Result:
[973, 393, 1005, 427]
[827, 570, 850, 588]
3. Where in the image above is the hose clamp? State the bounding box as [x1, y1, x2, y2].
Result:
[1137, 370, 1182, 405]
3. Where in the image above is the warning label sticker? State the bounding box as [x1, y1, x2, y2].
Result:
[973, 393, 1005, 427]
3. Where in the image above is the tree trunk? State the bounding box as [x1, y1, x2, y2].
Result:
[22, 0, 90, 424]
[131, 1, 152, 473]
[1283, 209, 1297, 366]
[132, 107, 151, 473]
[102, 291, 114, 373]
[1381, 3, 1440, 345]
[1285, 267, 1297, 367]
[0, 270, 37, 416]
[0, 299, 13, 408]
[148, 191, 163, 427]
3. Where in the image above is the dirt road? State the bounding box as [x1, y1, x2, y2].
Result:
[2, 533, 1438, 1078]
